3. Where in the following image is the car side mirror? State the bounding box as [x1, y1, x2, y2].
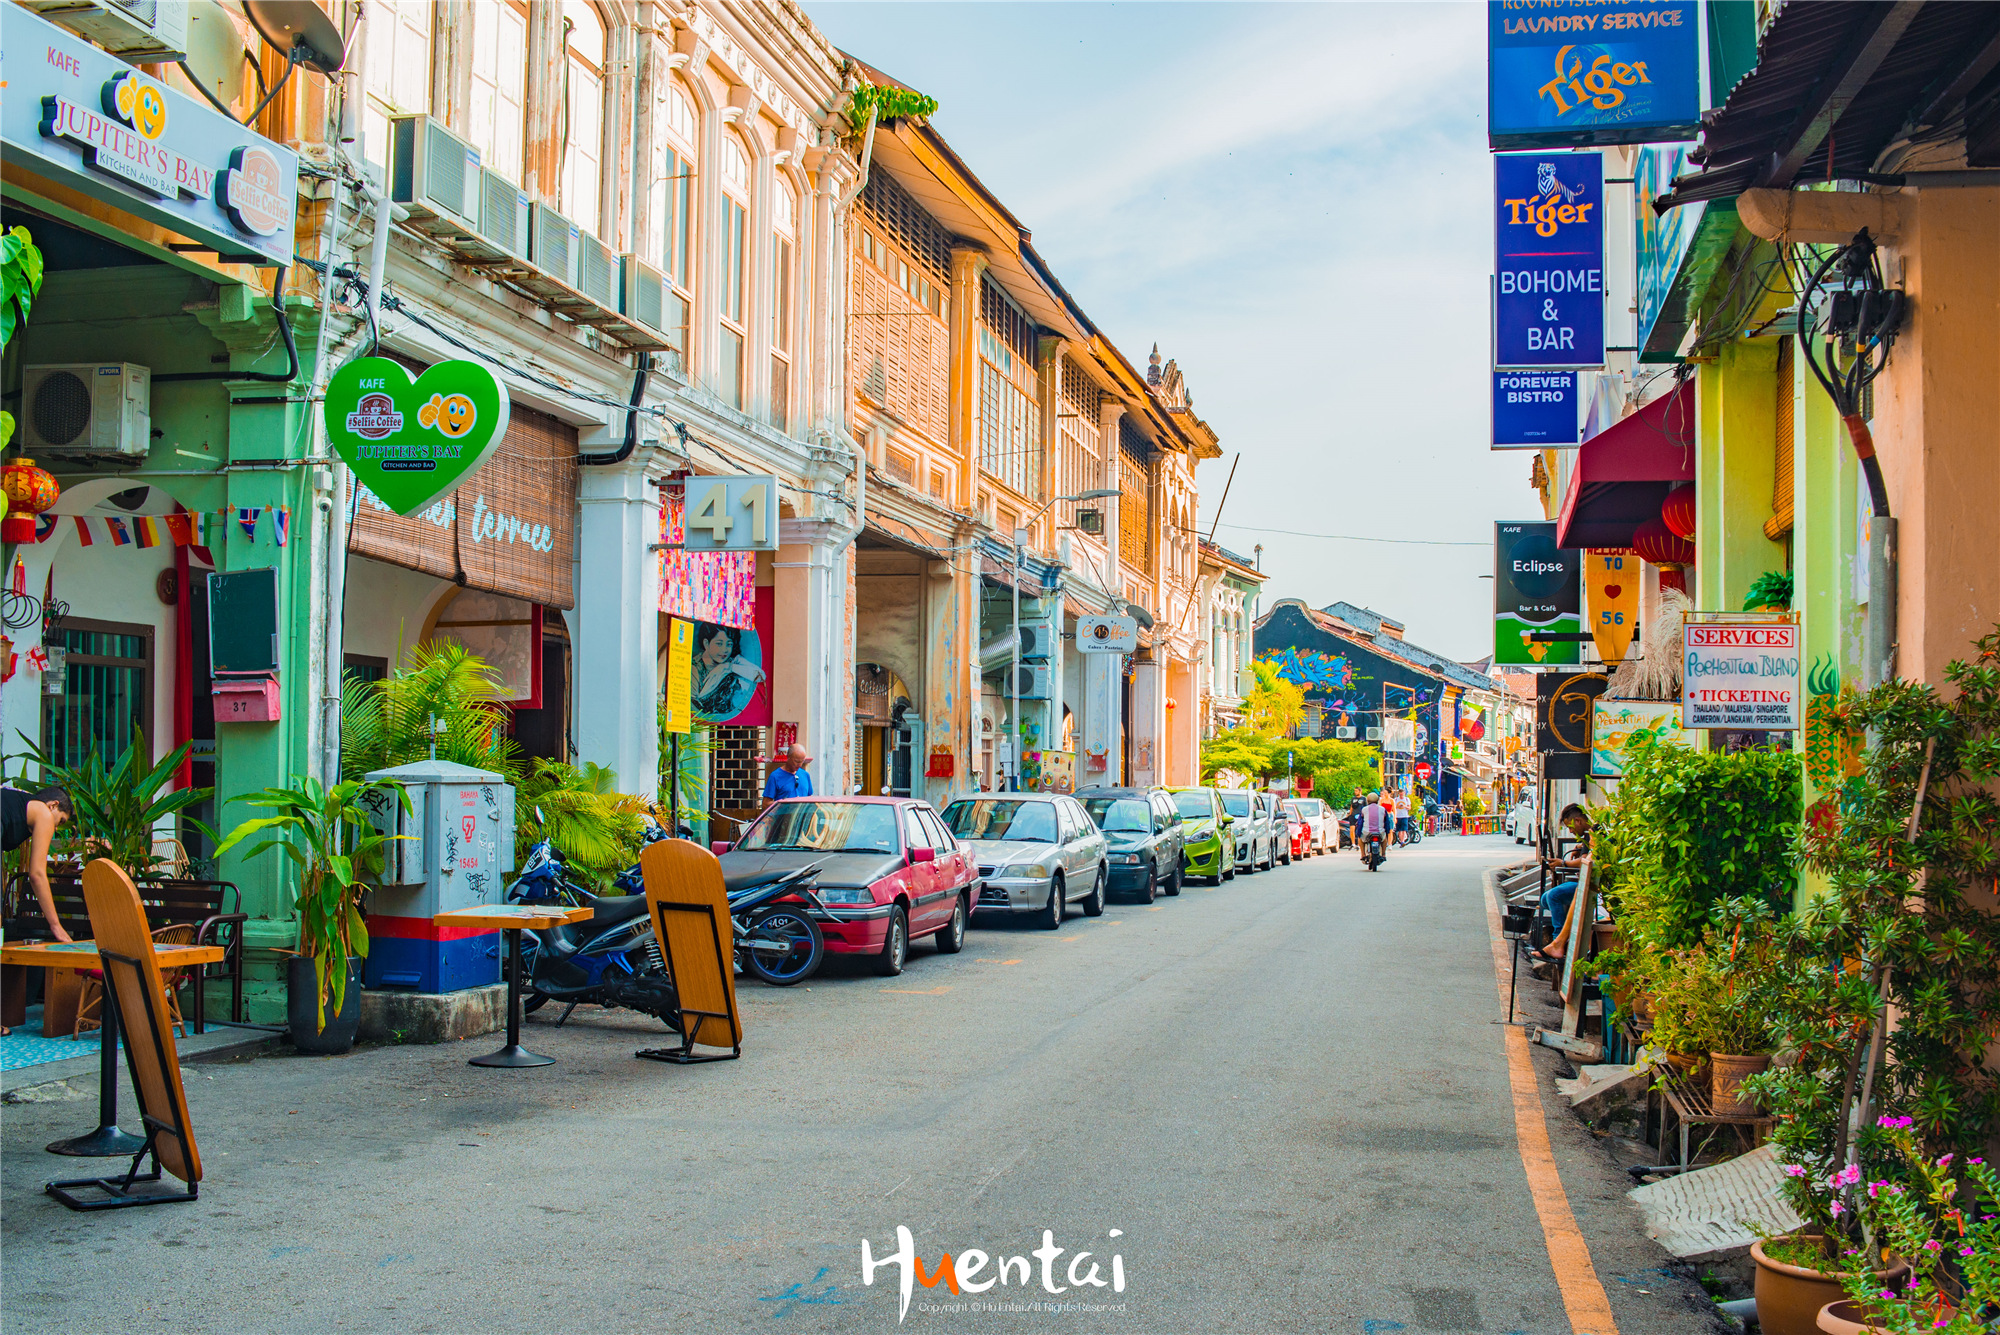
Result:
[909, 847, 937, 865]
[710, 840, 733, 856]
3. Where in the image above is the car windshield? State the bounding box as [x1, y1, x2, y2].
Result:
[1172, 791, 1212, 818]
[1296, 800, 1322, 816]
[940, 799, 1057, 842]
[739, 802, 899, 853]
[1083, 798, 1151, 832]
[1219, 793, 1251, 817]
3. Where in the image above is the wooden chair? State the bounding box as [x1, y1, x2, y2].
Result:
[62, 923, 195, 1041]
[47, 858, 203, 1210]
[634, 840, 742, 1065]
[150, 838, 191, 880]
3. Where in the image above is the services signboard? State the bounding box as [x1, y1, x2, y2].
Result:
[2, 4, 299, 266]
[1489, 0, 1702, 149]
[1683, 620, 1801, 731]
[1494, 152, 1604, 368]
[1495, 521, 1582, 666]
[1493, 370, 1580, 448]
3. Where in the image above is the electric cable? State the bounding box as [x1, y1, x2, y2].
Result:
[1792, 233, 1900, 518]
[154, 265, 300, 384]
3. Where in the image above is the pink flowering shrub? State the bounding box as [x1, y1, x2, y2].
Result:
[1835, 1124, 1999, 1335]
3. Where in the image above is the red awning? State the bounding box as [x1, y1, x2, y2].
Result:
[1556, 381, 1695, 551]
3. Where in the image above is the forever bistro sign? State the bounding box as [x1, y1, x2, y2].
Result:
[2, 4, 299, 266]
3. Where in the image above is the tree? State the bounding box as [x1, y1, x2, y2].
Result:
[1241, 660, 1307, 738]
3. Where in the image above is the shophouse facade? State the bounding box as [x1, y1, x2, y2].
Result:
[1196, 539, 1265, 739]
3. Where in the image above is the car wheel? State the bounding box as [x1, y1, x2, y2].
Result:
[1138, 862, 1157, 904]
[1038, 875, 1066, 930]
[1164, 862, 1182, 896]
[874, 906, 909, 977]
[1281, 843, 1293, 866]
[933, 894, 968, 954]
[1081, 865, 1106, 917]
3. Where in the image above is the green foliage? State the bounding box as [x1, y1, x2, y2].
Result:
[656, 708, 713, 826]
[1744, 570, 1795, 611]
[1, 225, 47, 450]
[212, 777, 409, 1034]
[24, 729, 209, 876]
[339, 641, 521, 782]
[512, 759, 650, 893]
[1242, 659, 1307, 738]
[1835, 1125, 2000, 1331]
[843, 79, 939, 137]
[1198, 728, 1378, 806]
[1462, 790, 1488, 817]
[1750, 627, 2000, 1251]
[1643, 902, 1779, 1057]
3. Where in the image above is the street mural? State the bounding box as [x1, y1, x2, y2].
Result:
[692, 586, 773, 727]
[1259, 647, 1353, 693]
[1591, 699, 1692, 777]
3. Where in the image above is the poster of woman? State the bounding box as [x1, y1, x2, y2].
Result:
[692, 587, 773, 726]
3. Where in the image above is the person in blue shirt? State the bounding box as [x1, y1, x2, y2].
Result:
[763, 745, 814, 803]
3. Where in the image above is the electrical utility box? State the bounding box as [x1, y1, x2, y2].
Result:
[359, 759, 516, 994]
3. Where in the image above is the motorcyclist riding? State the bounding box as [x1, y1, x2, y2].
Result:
[1360, 791, 1389, 865]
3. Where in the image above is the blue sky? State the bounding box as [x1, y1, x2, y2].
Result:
[810, 1, 1522, 661]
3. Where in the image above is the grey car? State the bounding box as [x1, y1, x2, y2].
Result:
[942, 793, 1108, 928]
[1217, 788, 1279, 873]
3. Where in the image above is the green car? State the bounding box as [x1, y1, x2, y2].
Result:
[1168, 787, 1236, 885]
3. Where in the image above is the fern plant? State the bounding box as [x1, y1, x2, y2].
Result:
[1743, 570, 1794, 611]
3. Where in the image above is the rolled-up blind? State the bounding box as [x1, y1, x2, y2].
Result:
[1765, 336, 1794, 541]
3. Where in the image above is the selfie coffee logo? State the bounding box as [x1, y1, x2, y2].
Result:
[861, 1226, 1127, 1322]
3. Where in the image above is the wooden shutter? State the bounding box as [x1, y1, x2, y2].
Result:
[1765, 336, 1794, 541]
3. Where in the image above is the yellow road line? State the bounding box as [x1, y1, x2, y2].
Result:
[1483, 875, 1620, 1335]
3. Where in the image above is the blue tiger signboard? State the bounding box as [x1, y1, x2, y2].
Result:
[1489, 0, 1702, 149]
[1494, 152, 1604, 369]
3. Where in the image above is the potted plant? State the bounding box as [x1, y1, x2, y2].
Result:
[212, 776, 408, 1054]
[1815, 1120, 1997, 1335]
[27, 729, 209, 876]
[1746, 628, 2000, 1335]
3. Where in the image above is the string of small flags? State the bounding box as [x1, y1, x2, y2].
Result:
[58, 506, 291, 549]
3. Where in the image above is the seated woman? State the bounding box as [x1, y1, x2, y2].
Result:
[1536, 804, 1592, 961]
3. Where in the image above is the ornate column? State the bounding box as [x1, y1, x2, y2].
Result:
[572, 443, 675, 795]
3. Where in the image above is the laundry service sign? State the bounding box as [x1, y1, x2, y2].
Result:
[1488, 0, 1701, 149]
[3, 4, 298, 266]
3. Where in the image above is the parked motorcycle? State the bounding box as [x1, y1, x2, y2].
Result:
[510, 838, 681, 1025]
[723, 861, 830, 986]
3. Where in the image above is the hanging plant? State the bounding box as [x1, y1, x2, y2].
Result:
[1743, 570, 1794, 611]
[842, 79, 939, 139]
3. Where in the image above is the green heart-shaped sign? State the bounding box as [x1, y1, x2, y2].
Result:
[323, 357, 511, 516]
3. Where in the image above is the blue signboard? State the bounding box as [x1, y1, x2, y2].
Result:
[1489, 0, 1702, 149]
[1494, 152, 1604, 369]
[1493, 370, 1580, 448]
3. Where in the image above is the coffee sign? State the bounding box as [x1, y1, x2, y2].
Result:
[325, 358, 511, 516]
[3, 5, 299, 266]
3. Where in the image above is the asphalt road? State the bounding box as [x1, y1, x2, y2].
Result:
[1, 834, 1723, 1335]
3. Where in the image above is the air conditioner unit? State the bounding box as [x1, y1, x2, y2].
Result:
[20, 0, 187, 60]
[575, 231, 617, 309]
[619, 255, 667, 333]
[386, 114, 481, 233]
[469, 167, 532, 262]
[1366, 727, 1383, 742]
[1336, 726, 1357, 740]
[1017, 620, 1056, 662]
[529, 203, 582, 288]
[1000, 665, 1052, 700]
[20, 364, 151, 460]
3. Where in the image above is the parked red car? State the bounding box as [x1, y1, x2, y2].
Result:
[715, 797, 976, 976]
[1284, 809, 1314, 862]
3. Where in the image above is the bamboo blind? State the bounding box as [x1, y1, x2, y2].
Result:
[1765, 336, 1794, 541]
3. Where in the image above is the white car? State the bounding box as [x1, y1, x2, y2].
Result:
[1283, 798, 1332, 854]
[1508, 801, 1538, 843]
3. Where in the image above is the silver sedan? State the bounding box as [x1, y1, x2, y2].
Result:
[940, 793, 1109, 929]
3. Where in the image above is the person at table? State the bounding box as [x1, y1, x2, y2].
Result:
[2, 786, 75, 1034]
[762, 745, 814, 804]
[1535, 804, 1593, 960]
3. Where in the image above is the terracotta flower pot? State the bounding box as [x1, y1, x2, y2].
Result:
[1711, 1051, 1771, 1116]
[1752, 1237, 1909, 1335]
[1817, 1298, 1954, 1335]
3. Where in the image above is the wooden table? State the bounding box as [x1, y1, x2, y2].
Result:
[3, 941, 224, 1158]
[432, 906, 592, 1069]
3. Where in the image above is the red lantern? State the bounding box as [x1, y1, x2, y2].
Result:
[1661, 483, 1696, 540]
[1631, 517, 1694, 569]
[0, 458, 59, 544]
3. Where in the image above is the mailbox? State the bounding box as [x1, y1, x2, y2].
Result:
[359, 759, 516, 993]
[212, 675, 281, 723]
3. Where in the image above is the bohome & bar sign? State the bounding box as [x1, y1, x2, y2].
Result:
[2, 4, 299, 266]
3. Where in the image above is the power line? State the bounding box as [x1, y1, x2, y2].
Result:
[1213, 522, 1488, 548]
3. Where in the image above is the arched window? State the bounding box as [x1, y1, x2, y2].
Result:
[716, 134, 751, 411]
[469, 1, 529, 184]
[647, 81, 697, 371]
[561, 0, 606, 235]
[769, 180, 796, 432]
[361, 0, 432, 168]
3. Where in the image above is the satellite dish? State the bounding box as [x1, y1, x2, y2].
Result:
[243, 1, 346, 75]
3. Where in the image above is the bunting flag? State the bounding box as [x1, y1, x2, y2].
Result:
[237, 506, 261, 540]
[106, 517, 132, 547]
[133, 516, 159, 549]
[72, 516, 93, 547]
[273, 505, 290, 548]
[163, 513, 194, 546]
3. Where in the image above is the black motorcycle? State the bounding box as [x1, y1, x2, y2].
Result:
[1363, 832, 1387, 872]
